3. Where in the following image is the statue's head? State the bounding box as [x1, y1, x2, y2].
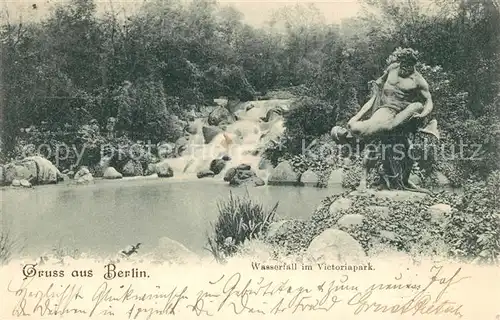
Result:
[387, 47, 419, 71]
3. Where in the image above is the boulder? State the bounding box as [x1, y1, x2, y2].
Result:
[222, 155, 231, 161]
[337, 214, 365, 228]
[208, 106, 234, 126]
[185, 122, 199, 135]
[11, 179, 21, 187]
[428, 203, 452, 224]
[67, 171, 75, 179]
[197, 170, 215, 179]
[266, 220, 293, 239]
[299, 169, 319, 187]
[153, 237, 198, 264]
[224, 167, 237, 182]
[122, 160, 143, 177]
[209, 159, 226, 175]
[236, 164, 251, 171]
[20, 179, 32, 188]
[380, 230, 397, 242]
[327, 168, 343, 187]
[261, 106, 284, 122]
[267, 161, 299, 186]
[103, 167, 123, 179]
[155, 161, 174, 178]
[3, 156, 61, 185]
[307, 229, 366, 263]
[202, 126, 223, 144]
[74, 167, 93, 184]
[229, 169, 265, 187]
[329, 197, 352, 215]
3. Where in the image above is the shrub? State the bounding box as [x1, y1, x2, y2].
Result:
[206, 191, 278, 262]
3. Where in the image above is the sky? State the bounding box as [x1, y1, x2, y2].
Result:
[1, 0, 365, 26]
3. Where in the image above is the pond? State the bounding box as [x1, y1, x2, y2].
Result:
[1, 177, 343, 258]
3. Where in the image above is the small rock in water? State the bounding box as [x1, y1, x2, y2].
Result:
[20, 179, 32, 188]
[197, 170, 215, 179]
[222, 155, 231, 161]
[300, 169, 319, 187]
[103, 167, 123, 179]
[11, 179, 21, 187]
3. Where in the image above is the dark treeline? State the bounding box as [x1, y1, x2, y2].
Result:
[1, 0, 499, 181]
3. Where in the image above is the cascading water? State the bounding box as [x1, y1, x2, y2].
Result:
[166, 99, 293, 181]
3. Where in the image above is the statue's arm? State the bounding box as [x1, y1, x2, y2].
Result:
[413, 75, 433, 118]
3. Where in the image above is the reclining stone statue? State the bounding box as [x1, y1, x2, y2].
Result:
[331, 48, 439, 192]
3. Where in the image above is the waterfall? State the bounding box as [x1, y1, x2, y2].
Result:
[166, 99, 293, 181]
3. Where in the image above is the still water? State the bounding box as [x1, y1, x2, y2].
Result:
[1, 177, 342, 258]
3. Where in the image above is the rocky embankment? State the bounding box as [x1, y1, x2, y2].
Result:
[261, 189, 459, 262]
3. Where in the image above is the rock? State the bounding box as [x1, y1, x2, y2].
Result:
[266, 220, 294, 239]
[327, 168, 343, 187]
[224, 167, 237, 182]
[208, 106, 234, 126]
[428, 203, 452, 224]
[222, 155, 231, 161]
[236, 164, 251, 171]
[409, 173, 422, 186]
[435, 171, 450, 186]
[261, 106, 284, 122]
[155, 161, 174, 178]
[299, 169, 319, 187]
[209, 159, 226, 175]
[3, 156, 61, 185]
[122, 160, 143, 177]
[20, 179, 32, 188]
[103, 167, 123, 179]
[12, 179, 21, 187]
[380, 230, 397, 242]
[229, 170, 265, 187]
[74, 167, 93, 184]
[366, 205, 390, 219]
[337, 214, 365, 228]
[329, 197, 352, 215]
[202, 126, 223, 144]
[197, 170, 215, 179]
[67, 171, 75, 179]
[307, 229, 366, 263]
[267, 161, 299, 186]
[153, 237, 198, 264]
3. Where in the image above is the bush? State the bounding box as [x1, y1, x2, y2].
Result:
[283, 97, 337, 154]
[206, 192, 278, 262]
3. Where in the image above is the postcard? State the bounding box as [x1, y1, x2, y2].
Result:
[1, 0, 499, 319]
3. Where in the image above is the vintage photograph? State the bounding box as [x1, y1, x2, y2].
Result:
[1, 0, 499, 273]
